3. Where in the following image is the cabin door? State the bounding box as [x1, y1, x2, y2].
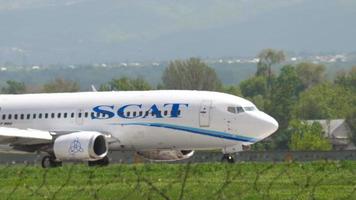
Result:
[199, 100, 212, 127]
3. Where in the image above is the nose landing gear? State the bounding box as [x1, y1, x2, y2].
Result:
[221, 154, 235, 163]
[222, 144, 242, 163]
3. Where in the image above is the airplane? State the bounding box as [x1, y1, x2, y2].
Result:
[0, 90, 278, 168]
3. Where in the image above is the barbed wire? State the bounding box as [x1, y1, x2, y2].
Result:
[0, 161, 356, 200]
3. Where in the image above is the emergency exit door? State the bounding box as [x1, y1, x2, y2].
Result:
[199, 100, 212, 127]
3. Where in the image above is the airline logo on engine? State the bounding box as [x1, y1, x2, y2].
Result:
[92, 103, 189, 120]
[68, 137, 84, 155]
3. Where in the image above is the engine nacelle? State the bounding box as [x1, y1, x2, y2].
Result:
[137, 150, 194, 161]
[53, 131, 108, 161]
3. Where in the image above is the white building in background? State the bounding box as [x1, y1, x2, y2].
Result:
[308, 119, 355, 150]
[32, 65, 40, 70]
[290, 57, 298, 62]
[151, 62, 160, 67]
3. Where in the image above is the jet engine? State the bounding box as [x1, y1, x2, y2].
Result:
[137, 150, 194, 161]
[53, 131, 108, 161]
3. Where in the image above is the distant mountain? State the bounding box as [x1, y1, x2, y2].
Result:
[0, 0, 355, 64]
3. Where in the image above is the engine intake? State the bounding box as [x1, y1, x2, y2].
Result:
[53, 131, 108, 161]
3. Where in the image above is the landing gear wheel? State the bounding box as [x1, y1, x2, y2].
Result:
[88, 156, 110, 167]
[221, 154, 235, 163]
[41, 155, 62, 168]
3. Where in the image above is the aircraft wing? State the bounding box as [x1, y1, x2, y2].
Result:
[0, 127, 53, 146]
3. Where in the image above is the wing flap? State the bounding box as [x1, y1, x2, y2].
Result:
[0, 127, 53, 145]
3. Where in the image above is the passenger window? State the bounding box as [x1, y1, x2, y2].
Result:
[20, 114, 24, 120]
[71, 113, 75, 118]
[164, 110, 168, 116]
[139, 111, 143, 116]
[8, 114, 12, 120]
[64, 113, 68, 118]
[84, 112, 88, 118]
[145, 111, 149, 117]
[133, 111, 137, 117]
[14, 114, 18, 120]
[126, 112, 131, 117]
[39, 113, 42, 119]
[57, 113, 61, 118]
[45, 113, 48, 119]
[227, 107, 236, 114]
[78, 113, 82, 118]
[27, 114, 31, 119]
[33, 114, 37, 119]
[2, 114, 6, 120]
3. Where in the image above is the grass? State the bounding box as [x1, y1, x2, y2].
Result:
[0, 161, 356, 200]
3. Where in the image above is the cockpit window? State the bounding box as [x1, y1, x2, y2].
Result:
[236, 107, 244, 113]
[244, 106, 256, 111]
[227, 107, 236, 114]
[228, 106, 245, 114]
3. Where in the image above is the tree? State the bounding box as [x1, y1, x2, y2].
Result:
[296, 62, 326, 89]
[162, 58, 221, 91]
[248, 95, 266, 111]
[289, 120, 332, 151]
[346, 109, 356, 146]
[239, 76, 268, 98]
[254, 49, 286, 109]
[269, 65, 302, 129]
[220, 85, 241, 97]
[256, 49, 285, 78]
[1, 80, 26, 94]
[266, 65, 302, 149]
[335, 66, 356, 92]
[43, 78, 80, 93]
[239, 76, 269, 111]
[294, 83, 353, 120]
[100, 77, 151, 91]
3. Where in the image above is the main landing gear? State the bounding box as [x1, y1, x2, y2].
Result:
[221, 154, 235, 163]
[88, 156, 110, 167]
[41, 155, 110, 168]
[41, 155, 62, 168]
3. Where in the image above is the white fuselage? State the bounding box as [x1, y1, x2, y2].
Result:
[0, 90, 278, 153]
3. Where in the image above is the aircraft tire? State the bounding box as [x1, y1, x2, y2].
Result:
[88, 156, 110, 167]
[41, 155, 62, 168]
[221, 154, 235, 164]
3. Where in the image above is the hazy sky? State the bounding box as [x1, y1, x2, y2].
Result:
[0, 0, 355, 64]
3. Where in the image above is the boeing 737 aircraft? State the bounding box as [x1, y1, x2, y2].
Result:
[0, 90, 278, 168]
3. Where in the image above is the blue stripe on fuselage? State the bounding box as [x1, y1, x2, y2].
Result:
[109, 122, 257, 143]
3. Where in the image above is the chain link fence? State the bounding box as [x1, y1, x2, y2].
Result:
[3, 150, 356, 165]
[0, 160, 356, 200]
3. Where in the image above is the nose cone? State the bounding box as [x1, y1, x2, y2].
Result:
[249, 111, 279, 140]
[263, 114, 279, 134]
